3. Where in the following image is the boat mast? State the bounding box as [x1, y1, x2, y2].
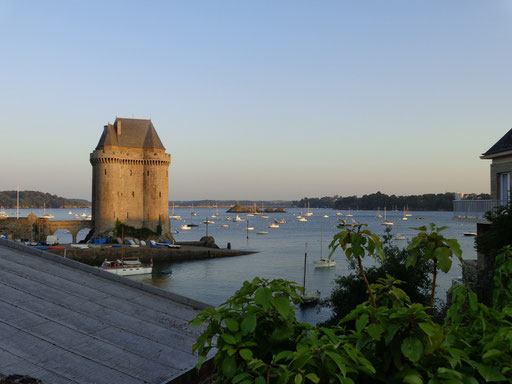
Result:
[303, 242, 307, 292]
[16, 186, 19, 220]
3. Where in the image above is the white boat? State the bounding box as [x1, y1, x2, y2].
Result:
[233, 215, 244, 222]
[256, 231, 268, 235]
[211, 215, 217, 218]
[381, 207, 394, 226]
[169, 203, 182, 220]
[247, 213, 254, 217]
[221, 224, 230, 228]
[100, 258, 152, 276]
[323, 215, 329, 218]
[376, 207, 383, 219]
[42, 203, 54, 219]
[268, 223, 279, 228]
[304, 202, 313, 217]
[261, 215, 269, 219]
[401, 206, 408, 221]
[226, 216, 232, 221]
[86, 215, 92, 220]
[463, 232, 477, 237]
[336, 212, 343, 216]
[314, 227, 336, 268]
[0, 213, 9, 219]
[74, 214, 80, 219]
[180, 224, 192, 230]
[170, 229, 179, 234]
[275, 219, 287, 224]
[298, 217, 308, 222]
[71, 244, 88, 249]
[68, 211, 73, 215]
[247, 227, 254, 231]
[394, 234, 407, 240]
[203, 220, 215, 224]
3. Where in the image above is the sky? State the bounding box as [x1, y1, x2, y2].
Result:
[1, 0, 511, 201]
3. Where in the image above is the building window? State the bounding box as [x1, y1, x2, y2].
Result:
[132, 191, 135, 197]
[127, 212, 129, 219]
[499, 173, 510, 203]
[147, 171, 149, 176]
[130, 170, 132, 176]
[104, 169, 107, 175]
[117, 191, 120, 197]
[114, 212, 115, 218]
[159, 192, 162, 198]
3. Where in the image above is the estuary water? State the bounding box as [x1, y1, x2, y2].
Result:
[4, 207, 479, 324]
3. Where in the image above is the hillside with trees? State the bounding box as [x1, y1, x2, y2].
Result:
[294, 191, 490, 211]
[0, 190, 89, 208]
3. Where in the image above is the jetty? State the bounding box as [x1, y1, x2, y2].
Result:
[0, 238, 212, 383]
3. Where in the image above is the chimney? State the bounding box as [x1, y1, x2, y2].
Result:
[117, 120, 122, 136]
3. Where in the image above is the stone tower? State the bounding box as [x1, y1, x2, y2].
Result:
[90, 118, 171, 236]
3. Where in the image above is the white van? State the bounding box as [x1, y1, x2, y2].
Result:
[46, 235, 59, 245]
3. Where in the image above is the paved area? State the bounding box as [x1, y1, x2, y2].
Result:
[0, 239, 210, 384]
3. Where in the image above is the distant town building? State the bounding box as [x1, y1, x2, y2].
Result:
[90, 118, 171, 235]
[454, 192, 465, 200]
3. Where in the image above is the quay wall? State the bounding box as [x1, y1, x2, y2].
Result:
[47, 245, 255, 265]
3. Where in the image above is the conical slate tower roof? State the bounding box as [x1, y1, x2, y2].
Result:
[481, 128, 512, 158]
[96, 118, 165, 150]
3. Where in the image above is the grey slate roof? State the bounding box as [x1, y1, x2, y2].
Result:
[96, 118, 166, 150]
[482, 128, 512, 158]
[0, 239, 210, 384]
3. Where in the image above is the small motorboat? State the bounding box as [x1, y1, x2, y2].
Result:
[180, 224, 192, 231]
[463, 232, 477, 237]
[203, 220, 215, 224]
[323, 215, 329, 218]
[246, 227, 254, 231]
[256, 231, 268, 235]
[233, 215, 244, 222]
[100, 258, 152, 276]
[274, 219, 287, 224]
[298, 217, 308, 222]
[268, 223, 279, 228]
[221, 224, 230, 228]
[314, 259, 336, 268]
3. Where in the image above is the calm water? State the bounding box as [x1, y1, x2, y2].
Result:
[4, 207, 478, 324]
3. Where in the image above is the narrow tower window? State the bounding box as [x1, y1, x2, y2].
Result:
[104, 169, 107, 175]
[159, 192, 162, 198]
[130, 170, 132, 176]
[127, 212, 129, 219]
[132, 191, 135, 197]
[147, 171, 149, 176]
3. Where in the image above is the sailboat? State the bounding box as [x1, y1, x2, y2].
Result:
[346, 208, 353, 217]
[304, 202, 313, 217]
[376, 207, 383, 218]
[169, 203, 182, 220]
[314, 226, 336, 268]
[191, 203, 197, 216]
[300, 242, 320, 306]
[405, 205, 412, 217]
[42, 202, 54, 219]
[381, 207, 394, 226]
[401, 206, 408, 221]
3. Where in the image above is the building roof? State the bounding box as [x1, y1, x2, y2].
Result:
[481, 128, 512, 159]
[96, 118, 165, 150]
[0, 239, 209, 384]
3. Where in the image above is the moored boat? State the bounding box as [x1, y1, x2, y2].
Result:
[100, 258, 153, 276]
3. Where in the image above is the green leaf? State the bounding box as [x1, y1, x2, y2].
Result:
[254, 287, 272, 311]
[482, 349, 503, 361]
[476, 364, 506, 381]
[241, 313, 257, 335]
[295, 373, 303, 384]
[224, 318, 239, 332]
[221, 333, 237, 345]
[356, 313, 369, 333]
[434, 247, 452, 273]
[325, 351, 347, 377]
[189, 316, 205, 327]
[367, 323, 384, 340]
[221, 356, 237, 378]
[274, 350, 293, 362]
[418, 322, 435, 337]
[255, 376, 266, 384]
[239, 348, 253, 361]
[403, 373, 423, 384]
[272, 296, 291, 319]
[401, 337, 423, 363]
[305, 373, 320, 383]
[233, 372, 252, 383]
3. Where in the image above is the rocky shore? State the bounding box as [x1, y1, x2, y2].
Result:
[226, 203, 286, 213]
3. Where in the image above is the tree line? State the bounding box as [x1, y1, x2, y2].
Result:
[0, 190, 89, 208]
[294, 191, 491, 211]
